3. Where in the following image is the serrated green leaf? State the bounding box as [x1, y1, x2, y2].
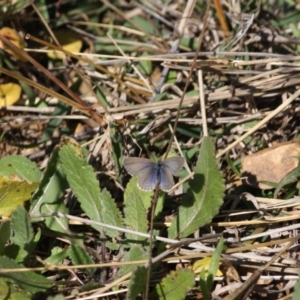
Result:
[0, 155, 41, 182]
[151, 269, 195, 299]
[127, 266, 147, 300]
[30, 145, 69, 217]
[117, 245, 148, 278]
[99, 188, 124, 236]
[11, 206, 34, 248]
[44, 247, 68, 268]
[10, 207, 37, 263]
[124, 177, 150, 242]
[59, 145, 123, 238]
[168, 137, 225, 238]
[67, 244, 95, 276]
[0, 256, 53, 292]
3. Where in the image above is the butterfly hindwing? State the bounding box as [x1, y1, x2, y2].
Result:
[159, 167, 175, 192]
[137, 163, 158, 191]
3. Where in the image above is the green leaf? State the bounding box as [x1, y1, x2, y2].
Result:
[130, 16, 156, 35]
[151, 269, 195, 299]
[68, 244, 95, 276]
[124, 177, 150, 242]
[40, 98, 70, 143]
[0, 278, 32, 300]
[30, 144, 69, 216]
[41, 201, 70, 233]
[0, 256, 53, 292]
[117, 245, 148, 278]
[207, 238, 225, 290]
[127, 266, 147, 300]
[292, 276, 300, 300]
[166, 70, 177, 84]
[11, 206, 34, 248]
[59, 145, 123, 238]
[138, 52, 152, 75]
[274, 165, 300, 198]
[46, 295, 66, 300]
[30, 142, 70, 232]
[168, 137, 225, 238]
[199, 268, 209, 300]
[44, 247, 68, 270]
[0, 155, 41, 182]
[10, 206, 34, 262]
[0, 221, 10, 255]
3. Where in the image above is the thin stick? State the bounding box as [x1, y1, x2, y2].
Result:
[151, 0, 197, 100]
[198, 69, 208, 137]
[164, 0, 211, 160]
[144, 185, 161, 299]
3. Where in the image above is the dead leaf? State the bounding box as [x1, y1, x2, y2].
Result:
[220, 259, 241, 284]
[241, 141, 300, 189]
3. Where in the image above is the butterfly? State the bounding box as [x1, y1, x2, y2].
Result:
[123, 156, 185, 192]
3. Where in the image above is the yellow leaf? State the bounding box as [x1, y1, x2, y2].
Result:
[190, 257, 223, 277]
[0, 83, 22, 106]
[47, 30, 82, 60]
[0, 177, 38, 217]
[0, 27, 25, 60]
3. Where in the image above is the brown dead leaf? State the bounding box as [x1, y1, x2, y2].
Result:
[220, 259, 241, 285]
[241, 141, 300, 189]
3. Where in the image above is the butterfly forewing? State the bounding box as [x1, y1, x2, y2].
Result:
[123, 157, 156, 176]
[162, 157, 185, 176]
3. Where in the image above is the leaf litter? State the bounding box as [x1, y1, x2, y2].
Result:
[0, 1, 300, 299]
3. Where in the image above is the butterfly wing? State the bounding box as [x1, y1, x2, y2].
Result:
[159, 157, 184, 192]
[123, 157, 158, 191]
[137, 163, 159, 191]
[123, 157, 155, 176]
[124, 156, 184, 192]
[159, 168, 175, 192]
[161, 157, 185, 176]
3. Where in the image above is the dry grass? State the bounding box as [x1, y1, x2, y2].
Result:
[0, 0, 300, 299]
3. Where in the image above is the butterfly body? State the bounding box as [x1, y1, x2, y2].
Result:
[123, 156, 184, 192]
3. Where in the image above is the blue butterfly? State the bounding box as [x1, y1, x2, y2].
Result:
[123, 156, 185, 192]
